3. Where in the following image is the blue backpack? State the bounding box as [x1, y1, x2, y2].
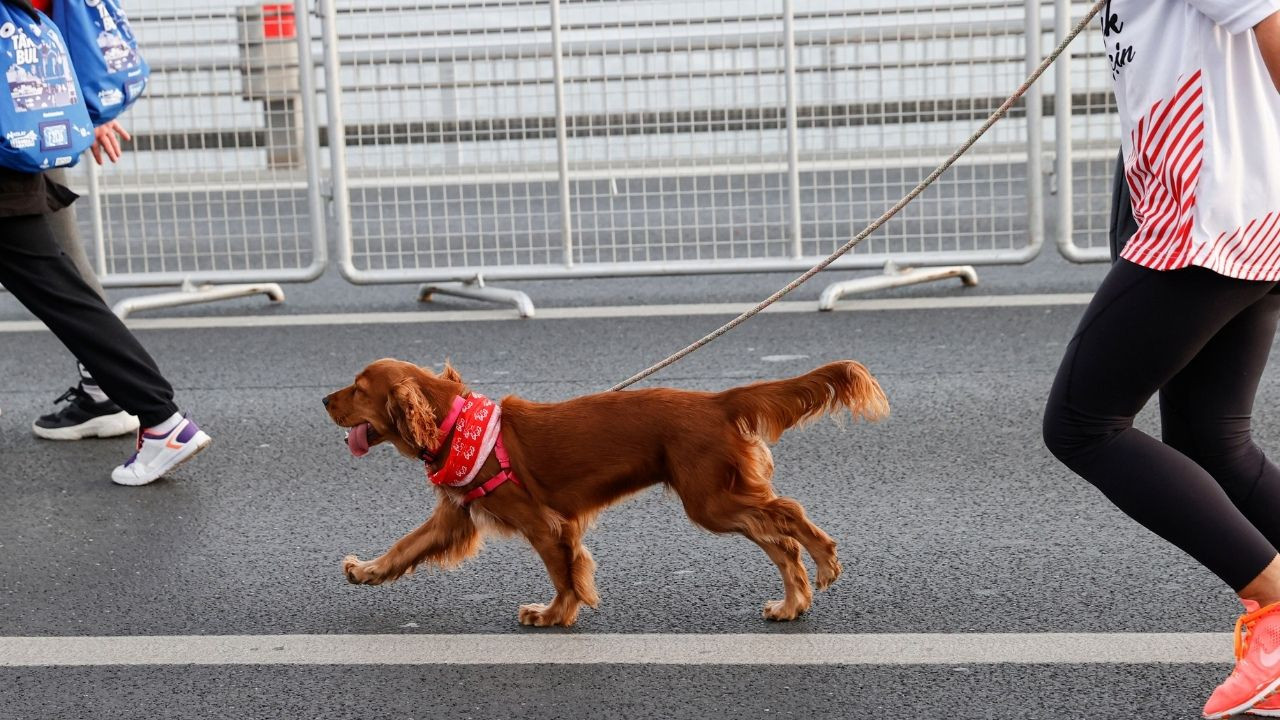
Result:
[51, 0, 148, 124]
[0, 3, 94, 172]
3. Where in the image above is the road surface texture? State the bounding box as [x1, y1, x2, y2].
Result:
[1, 250, 1260, 718]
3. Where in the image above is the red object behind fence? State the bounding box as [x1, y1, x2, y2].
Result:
[262, 3, 296, 40]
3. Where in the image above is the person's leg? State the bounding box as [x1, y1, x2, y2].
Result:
[0, 214, 210, 485]
[1158, 288, 1280, 604]
[0, 214, 177, 426]
[31, 168, 137, 439]
[1043, 260, 1280, 592]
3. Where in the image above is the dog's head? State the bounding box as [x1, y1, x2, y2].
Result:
[323, 358, 466, 459]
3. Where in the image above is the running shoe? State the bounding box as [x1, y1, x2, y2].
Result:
[1205, 600, 1280, 718]
[110, 415, 211, 487]
[33, 385, 138, 440]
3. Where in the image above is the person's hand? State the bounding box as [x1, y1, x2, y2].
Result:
[91, 120, 132, 165]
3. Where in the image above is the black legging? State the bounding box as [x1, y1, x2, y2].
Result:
[1044, 259, 1280, 591]
[0, 213, 178, 427]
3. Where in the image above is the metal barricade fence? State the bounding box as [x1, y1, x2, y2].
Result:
[63, 1, 328, 315]
[320, 0, 1046, 312]
[1052, 0, 1120, 263]
[11, 1, 1109, 314]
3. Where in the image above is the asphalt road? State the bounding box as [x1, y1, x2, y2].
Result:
[0, 255, 1269, 718]
[0, 664, 1224, 719]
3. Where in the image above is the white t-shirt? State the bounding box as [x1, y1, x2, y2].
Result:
[1105, 0, 1280, 279]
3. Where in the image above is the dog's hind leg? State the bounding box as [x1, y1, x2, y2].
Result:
[767, 496, 842, 590]
[747, 534, 813, 621]
[723, 424, 842, 590]
[678, 487, 814, 621]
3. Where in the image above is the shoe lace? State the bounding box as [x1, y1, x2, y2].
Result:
[1235, 602, 1280, 661]
[52, 386, 86, 405]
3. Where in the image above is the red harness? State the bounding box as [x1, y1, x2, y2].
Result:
[419, 393, 520, 506]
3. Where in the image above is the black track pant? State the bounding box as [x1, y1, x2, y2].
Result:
[1044, 259, 1280, 591]
[0, 213, 177, 427]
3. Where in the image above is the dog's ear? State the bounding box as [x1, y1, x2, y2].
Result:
[386, 380, 438, 451]
[441, 362, 463, 384]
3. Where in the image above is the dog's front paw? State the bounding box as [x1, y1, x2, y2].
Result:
[343, 554, 385, 586]
[762, 599, 807, 622]
[518, 602, 575, 627]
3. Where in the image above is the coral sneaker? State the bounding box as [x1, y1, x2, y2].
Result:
[1205, 600, 1280, 719]
[110, 415, 211, 487]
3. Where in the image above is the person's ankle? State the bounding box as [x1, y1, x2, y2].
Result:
[146, 412, 183, 435]
[1238, 555, 1280, 609]
[1241, 591, 1280, 610]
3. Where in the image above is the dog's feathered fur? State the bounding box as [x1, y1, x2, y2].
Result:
[325, 359, 888, 626]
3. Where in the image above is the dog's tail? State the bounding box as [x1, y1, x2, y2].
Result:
[720, 360, 889, 443]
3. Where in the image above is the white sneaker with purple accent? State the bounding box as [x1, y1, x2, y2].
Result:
[110, 415, 212, 486]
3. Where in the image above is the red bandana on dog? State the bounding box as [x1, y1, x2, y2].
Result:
[430, 393, 502, 488]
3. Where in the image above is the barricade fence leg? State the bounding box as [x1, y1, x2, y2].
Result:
[419, 278, 536, 319]
[111, 280, 286, 319]
[818, 263, 980, 311]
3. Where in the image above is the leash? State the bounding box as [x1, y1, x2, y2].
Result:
[609, 0, 1107, 393]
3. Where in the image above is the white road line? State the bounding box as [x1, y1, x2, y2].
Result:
[0, 294, 1094, 334]
[0, 633, 1229, 667]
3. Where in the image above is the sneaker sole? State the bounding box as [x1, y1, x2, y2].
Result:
[33, 411, 140, 440]
[1250, 692, 1280, 718]
[111, 434, 212, 487]
[1207, 676, 1280, 719]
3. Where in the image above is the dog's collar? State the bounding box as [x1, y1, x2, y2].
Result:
[417, 395, 467, 463]
[420, 392, 521, 505]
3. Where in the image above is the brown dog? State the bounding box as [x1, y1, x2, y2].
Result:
[324, 358, 888, 627]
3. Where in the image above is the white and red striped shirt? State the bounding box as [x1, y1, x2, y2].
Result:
[1105, 0, 1280, 279]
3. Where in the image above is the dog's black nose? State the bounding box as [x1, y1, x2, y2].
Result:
[322, 396, 330, 407]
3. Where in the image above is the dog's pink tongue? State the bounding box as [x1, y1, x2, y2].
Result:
[347, 422, 372, 457]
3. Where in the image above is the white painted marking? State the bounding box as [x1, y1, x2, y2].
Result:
[761, 354, 810, 363]
[0, 294, 1094, 334]
[0, 633, 1230, 667]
